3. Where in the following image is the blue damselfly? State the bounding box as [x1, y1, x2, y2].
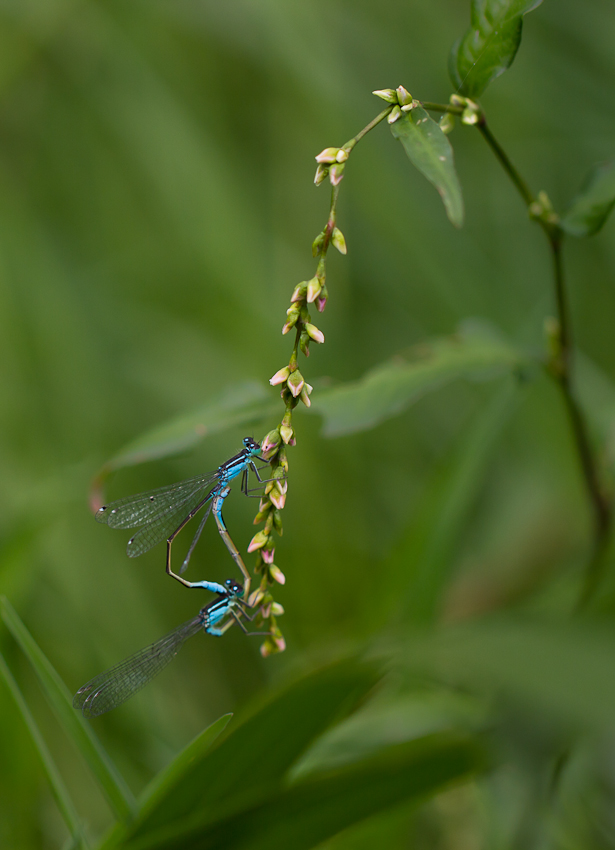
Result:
[96, 437, 270, 594]
[73, 579, 266, 717]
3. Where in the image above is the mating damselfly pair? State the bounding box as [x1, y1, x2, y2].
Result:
[74, 437, 278, 717]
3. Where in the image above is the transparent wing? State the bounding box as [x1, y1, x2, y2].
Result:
[125, 490, 214, 558]
[73, 615, 204, 718]
[96, 472, 218, 530]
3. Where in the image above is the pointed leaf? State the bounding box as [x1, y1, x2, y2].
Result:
[390, 106, 464, 227]
[560, 161, 615, 237]
[139, 714, 232, 811]
[101, 659, 381, 848]
[0, 651, 85, 845]
[449, 0, 544, 98]
[1, 597, 136, 823]
[312, 321, 527, 437]
[122, 732, 484, 850]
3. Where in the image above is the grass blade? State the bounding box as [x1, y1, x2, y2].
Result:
[0, 650, 87, 848]
[122, 731, 484, 850]
[1, 597, 136, 823]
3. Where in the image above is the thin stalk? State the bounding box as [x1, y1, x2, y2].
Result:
[343, 107, 393, 153]
[476, 121, 534, 207]
[473, 117, 612, 607]
[421, 101, 464, 115]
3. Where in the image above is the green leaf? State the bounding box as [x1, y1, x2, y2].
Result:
[91, 381, 277, 504]
[400, 619, 615, 731]
[101, 659, 381, 848]
[449, 0, 544, 98]
[123, 732, 484, 850]
[312, 321, 527, 437]
[560, 161, 615, 237]
[0, 597, 136, 824]
[390, 106, 464, 227]
[139, 714, 232, 811]
[0, 651, 86, 846]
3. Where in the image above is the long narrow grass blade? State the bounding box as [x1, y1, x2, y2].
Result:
[0, 651, 87, 848]
[0, 597, 136, 823]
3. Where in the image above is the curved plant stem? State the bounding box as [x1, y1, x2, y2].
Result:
[343, 107, 393, 153]
[416, 102, 613, 603]
[459, 114, 612, 608]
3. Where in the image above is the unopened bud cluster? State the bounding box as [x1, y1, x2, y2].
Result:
[252, 113, 354, 654]
[449, 94, 483, 129]
[247, 429, 288, 654]
[314, 145, 349, 187]
[373, 85, 418, 124]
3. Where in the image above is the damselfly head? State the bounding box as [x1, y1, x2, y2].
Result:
[224, 578, 244, 597]
[242, 436, 261, 455]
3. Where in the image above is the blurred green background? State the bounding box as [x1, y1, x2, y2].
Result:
[1, 0, 615, 847]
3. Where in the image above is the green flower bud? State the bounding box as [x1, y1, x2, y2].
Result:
[439, 112, 455, 135]
[291, 281, 308, 302]
[286, 369, 304, 397]
[315, 147, 341, 164]
[329, 162, 345, 186]
[312, 231, 325, 257]
[278, 447, 289, 473]
[314, 163, 329, 186]
[396, 85, 412, 106]
[305, 323, 324, 343]
[269, 564, 286, 584]
[280, 424, 294, 444]
[387, 105, 402, 124]
[247, 530, 269, 552]
[331, 227, 347, 255]
[306, 277, 322, 303]
[299, 329, 311, 358]
[372, 88, 398, 103]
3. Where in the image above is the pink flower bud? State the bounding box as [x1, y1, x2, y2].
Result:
[274, 635, 286, 652]
[316, 295, 327, 312]
[269, 564, 286, 585]
[260, 638, 274, 657]
[329, 162, 345, 186]
[291, 282, 308, 302]
[269, 366, 290, 386]
[247, 530, 268, 552]
[269, 489, 286, 510]
[262, 548, 275, 564]
[287, 370, 304, 397]
[260, 429, 281, 457]
[315, 147, 340, 164]
[305, 323, 324, 343]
